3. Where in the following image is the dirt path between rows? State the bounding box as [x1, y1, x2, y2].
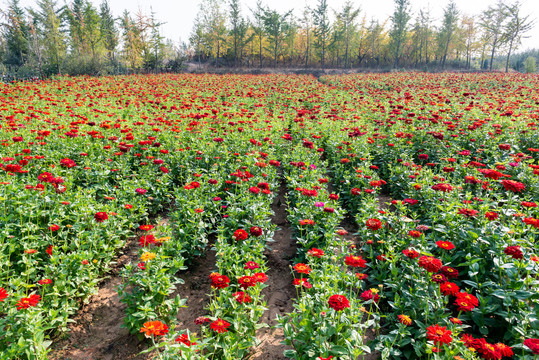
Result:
[251, 176, 297, 359]
[50, 220, 218, 360]
[50, 235, 150, 360]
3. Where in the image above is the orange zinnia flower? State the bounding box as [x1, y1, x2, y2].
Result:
[140, 320, 169, 337]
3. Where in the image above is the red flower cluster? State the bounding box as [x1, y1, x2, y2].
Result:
[16, 294, 41, 310]
[365, 218, 382, 231]
[328, 294, 350, 311]
[233, 229, 249, 241]
[210, 273, 230, 289]
[344, 255, 367, 268]
[426, 324, 452, 345]
[418, 256, 442, 273]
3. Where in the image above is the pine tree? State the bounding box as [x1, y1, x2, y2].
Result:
[312, 0, 330, 67]
[389, 0, 411, 68]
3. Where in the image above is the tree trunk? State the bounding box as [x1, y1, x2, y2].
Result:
[259, 35, 263, 67]
[505, 38, 514, 73]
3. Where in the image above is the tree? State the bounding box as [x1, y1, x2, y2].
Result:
[262, 7, 291, 68]
[201, 0, 227, 65]
[250, 0, 265, 67]
[82, 1, 101, 61]
[99, 0, 118, 61]
[524, 56, 536, 73]
[365, 18, 384, 67]
[461, 15, 477, 69]
[312, 0, 330, 67]
[229, 0, 242, 66]
[480, 0, 508, 71]
[502, 1, 534, 72]
[189, 11, 205, 64]
[299, 5, 313, 67]
[336, 1, 360, 68]
[30, 0, 66, 74]
[119, 10, 143, 71]
[437, 0, 459, 68]
[2, 0, 30, 66]
[389, 0, 411, 68]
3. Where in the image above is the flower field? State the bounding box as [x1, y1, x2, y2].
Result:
[0, 73, 538, 360]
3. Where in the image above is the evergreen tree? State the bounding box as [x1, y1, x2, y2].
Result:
[312, 0, 330, 67]
[99, 0, 118, 61]
[2, 0, 30, 66]
[389, 0, 411, 68]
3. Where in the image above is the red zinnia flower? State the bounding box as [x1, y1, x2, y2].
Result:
[253, 272, 268, 283]
[365, 218, 382, 231]
[454, 292, 479, 312]
[328, 294, 350, 311]
[94, 212, 109, 222]
[441, 266, 459, 278]
[233, 291, 253, 304]
[293, 278, 312, 288]
[504, 245, 523, 259]
[440, 282, 460, 296]
[299, 219, 315, 226]
[233, 229, 248, 241]
[210, 318, 231, 333]
[345, 255, 367, 268]
[250, 226, 263, 237]
[431, 273, 447, 284]
[478, 341, 502, 360]
[16, 294, 41, 310]
[175, 333, 196, 346]
[238, 275, 256, 289]
[403, 249, 420, 259]
[140, 320, 169, 337]
[524, 339, 539, 354]
[139, 234, 156, 247]
[436, 241, 455, 250]
[48, 224, 60, 231]
[360, 289, 380, 303]
[244, 261, 260, 270]
[500, 180, 525, 193]
[0, 287, 8, 302]
[418, 256, 442, 273]
[494, 343, 513, 357]
[38, 279, 52, 285]
[307, 248, 325, 258]
[210, 274, 230, 289]
[426, 324, 452, 345]
[293, 263, 311, 274]
[458, 208, 479, 217]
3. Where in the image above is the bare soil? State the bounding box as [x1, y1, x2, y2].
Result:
[50, 236, 150, 360]
[251, 177, 297, 360]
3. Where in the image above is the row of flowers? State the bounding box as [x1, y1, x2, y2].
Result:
[277, 135, 379, 359]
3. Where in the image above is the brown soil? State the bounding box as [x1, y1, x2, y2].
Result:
[251, 178, 297, 360]
[49, 218, 218, 360]
[50, 236, 150, 360]
[173, 237, 216, 335]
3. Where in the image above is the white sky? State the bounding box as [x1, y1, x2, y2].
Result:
[19, 0, 539, 50]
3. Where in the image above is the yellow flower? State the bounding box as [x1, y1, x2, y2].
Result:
[141, 252, 156, 262]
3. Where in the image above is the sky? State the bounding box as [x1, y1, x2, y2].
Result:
[18, 0, 539, 50]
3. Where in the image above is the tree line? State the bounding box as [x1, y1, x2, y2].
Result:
[0, 0, 184, 79]
[191, 0, 535, 72]
[0, 0, 536, 79]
